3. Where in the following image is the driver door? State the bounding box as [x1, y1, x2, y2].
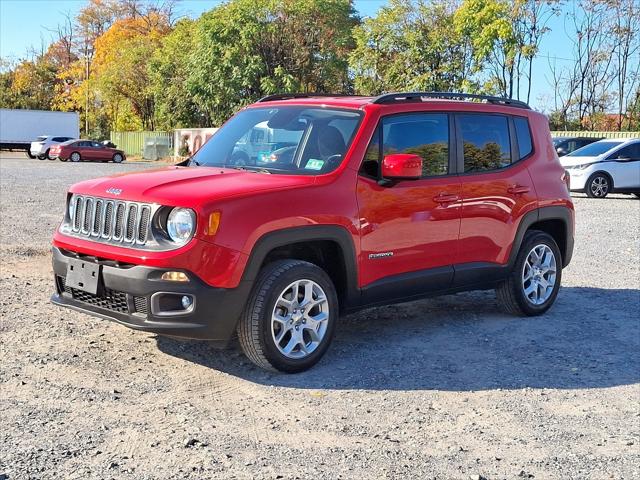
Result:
[356, 113, 461, 298]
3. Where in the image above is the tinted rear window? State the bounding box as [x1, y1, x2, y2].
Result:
[514, 117, 533, 159]
[459, 114, 511, 172]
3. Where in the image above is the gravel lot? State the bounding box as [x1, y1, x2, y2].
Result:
[1, 152, 639, 479]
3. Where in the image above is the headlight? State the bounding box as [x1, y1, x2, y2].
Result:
[166, 208, 196, 244]
[567, 163, 592, 170]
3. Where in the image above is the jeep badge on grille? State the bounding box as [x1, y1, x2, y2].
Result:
[106, 187, 122, 195]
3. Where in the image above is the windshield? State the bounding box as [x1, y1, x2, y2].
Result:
[190, 106, 362, 174]
[567, 140, 623, 157]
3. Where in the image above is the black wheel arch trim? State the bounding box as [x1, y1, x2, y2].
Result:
[241, 225, 360, 310]
[509, 205, 574, 268]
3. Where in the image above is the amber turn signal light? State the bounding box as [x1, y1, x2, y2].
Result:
[206, 211, 221, 236]
[161, 271, 189, 282]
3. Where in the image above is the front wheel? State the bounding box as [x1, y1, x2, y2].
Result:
[112, 153, 124, 163]
[26, 151, 36, 159]
[586, 173, 611, 198]
[496, 230, 562, 316]
[237, 260, 338, 373]
[37, 153, 47, 160]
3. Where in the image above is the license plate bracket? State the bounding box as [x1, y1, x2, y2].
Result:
[66, 258, 101, 295]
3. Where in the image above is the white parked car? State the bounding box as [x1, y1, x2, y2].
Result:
[560, 138, 640, 198]
[30, 135, 76, 160]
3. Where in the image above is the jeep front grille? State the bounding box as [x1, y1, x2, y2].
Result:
[65, 194, 156, 248]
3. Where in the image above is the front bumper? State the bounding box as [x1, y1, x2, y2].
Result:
[565, 169, 589, 191]
[51, 247, 251, 343]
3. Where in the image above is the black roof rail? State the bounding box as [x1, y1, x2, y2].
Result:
[371, 91, 531, 109]
[257, 93, 356, 102]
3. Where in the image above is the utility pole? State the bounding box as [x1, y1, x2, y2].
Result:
[85, 53, 89, 137]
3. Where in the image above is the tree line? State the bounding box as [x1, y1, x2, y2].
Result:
[0, 0, 638, 138]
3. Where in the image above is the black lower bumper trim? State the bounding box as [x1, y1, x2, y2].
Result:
[51, 247, 252, 342]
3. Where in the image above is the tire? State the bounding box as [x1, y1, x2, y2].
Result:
[70, 152, 81, 163]
[112, 153, 124, 163]
[59, 157, 68, 162]
[37, 153, 47, 160]
[496, 230, 562, 316]
[237, 259, 338, 373]
[26, 151, 36, 159]
[585, 172, 611, 198]
[46, 149, 55, 160]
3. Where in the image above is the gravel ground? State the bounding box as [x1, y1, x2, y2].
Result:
[1, 153, 639, 479]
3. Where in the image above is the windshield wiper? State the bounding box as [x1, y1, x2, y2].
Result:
[232, 165, 271, 174]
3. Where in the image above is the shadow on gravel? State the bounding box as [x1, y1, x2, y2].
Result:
[156, 287, 640, 391]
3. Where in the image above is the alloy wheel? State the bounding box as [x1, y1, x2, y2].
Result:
[590, 176, 609, 197]
[271, 279, 330, 359]
[522, 244, 557, 305]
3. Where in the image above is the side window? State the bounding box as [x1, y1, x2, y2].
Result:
[513, 117, 533, 159]
[383, 114, 449, 177]
[459, 114, 511, 172]
[567, 140, 578, 152]
[359, 114, 450, 178]
[609, 144, 640, 160]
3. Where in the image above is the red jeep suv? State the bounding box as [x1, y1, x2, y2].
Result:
[51, 92, 574, 373]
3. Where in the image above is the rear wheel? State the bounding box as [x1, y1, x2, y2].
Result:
[237, 260, 338, 373]
[46, 149, 55, 160]
[586, 172, 611, 198]
[112, 153, 124, 163]
[37, 153, 47, 160]
[70, 152, 81, 163]
[25, 150, 36, 159]
[496, 230, 562, 316]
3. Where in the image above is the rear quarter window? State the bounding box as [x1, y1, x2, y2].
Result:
[513, 117, 533, 159]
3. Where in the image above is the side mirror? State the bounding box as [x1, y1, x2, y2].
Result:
[556, 147, 567, 156]
[381, 153, 422, 180]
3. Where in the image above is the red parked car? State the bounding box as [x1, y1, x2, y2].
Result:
[51, 92, 574, 372]
[50, 139, 126, 163]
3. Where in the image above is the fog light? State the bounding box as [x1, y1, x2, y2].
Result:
[181, 295, 193, 309]
[161, 271, 189, 282]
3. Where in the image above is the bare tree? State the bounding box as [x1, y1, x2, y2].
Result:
[610, 0, 640, 130]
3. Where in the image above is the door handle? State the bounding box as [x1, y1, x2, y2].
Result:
[433, 193, 460, 204]
[507, 185, 530, 195]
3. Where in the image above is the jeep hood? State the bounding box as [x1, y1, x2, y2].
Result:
[69, 165, 316, 205]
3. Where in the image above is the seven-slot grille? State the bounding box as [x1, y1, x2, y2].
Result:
[69, 195, 152, 246]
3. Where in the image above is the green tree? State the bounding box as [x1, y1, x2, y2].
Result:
[350, 0, 478, 95]
[187, 0, 358, 126]
[149, 19, 203, 129]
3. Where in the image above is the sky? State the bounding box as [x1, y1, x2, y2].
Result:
[0, 0, 579, 110]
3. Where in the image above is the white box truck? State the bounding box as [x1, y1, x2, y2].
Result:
[0, 109, 80, 157]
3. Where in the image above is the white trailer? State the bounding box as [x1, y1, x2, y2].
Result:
[0, 109, 80, 156]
